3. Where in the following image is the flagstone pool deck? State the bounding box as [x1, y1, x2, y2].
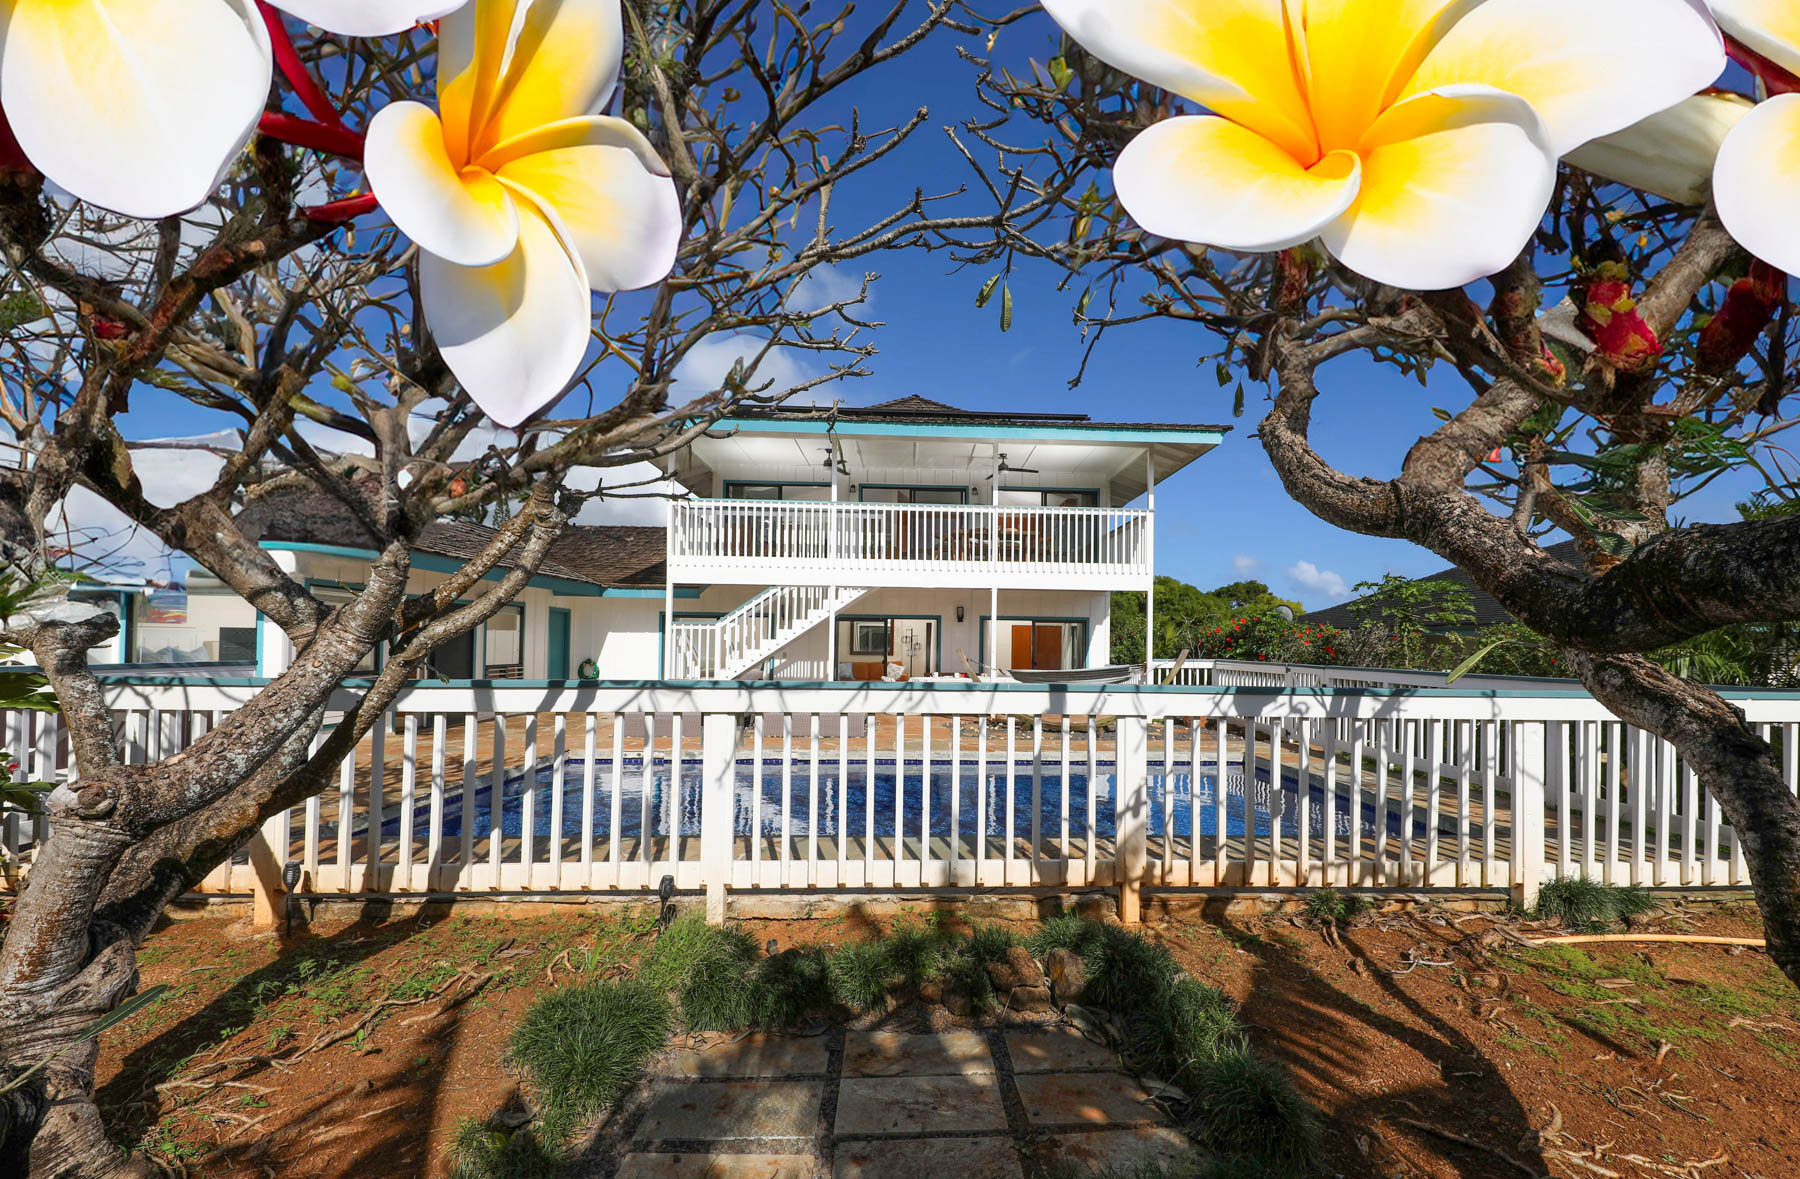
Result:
[603, 1026, 1195, 1178]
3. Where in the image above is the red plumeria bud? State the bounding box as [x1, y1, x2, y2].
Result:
[1576, 262, 1663, 373]
[1699, 259, 1787, 375]
[1726, 37, 1800, 96]
[0, 104, 31, 174]
[1535, 344, 1567, 384]
[92, 314, 128, 341]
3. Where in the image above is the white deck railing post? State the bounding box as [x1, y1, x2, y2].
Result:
[1114, 715, 1149, 923]
[247, 809, 290, 928]
[1511, 720, 1549, 910]
[699, 711, 738, 924]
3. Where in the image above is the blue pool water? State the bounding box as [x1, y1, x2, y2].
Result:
[369, 758, 1449, 847]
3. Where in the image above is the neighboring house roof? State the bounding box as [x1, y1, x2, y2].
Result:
[728, 395, 1233, 435]
[237, 489, 666, 590]
[1300, 540, 1585, 631]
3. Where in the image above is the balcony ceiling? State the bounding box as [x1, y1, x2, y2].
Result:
[672, 431, 1213, 503]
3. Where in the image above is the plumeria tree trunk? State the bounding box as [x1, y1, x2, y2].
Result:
[0, 4, 1031, 1174]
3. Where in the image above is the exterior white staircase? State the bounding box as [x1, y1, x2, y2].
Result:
[669, 585, 871, 679]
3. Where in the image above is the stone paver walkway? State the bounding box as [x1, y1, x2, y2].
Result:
[613, 1026, 1193, 1178]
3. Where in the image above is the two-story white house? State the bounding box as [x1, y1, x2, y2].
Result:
[93, 397, 1225, 681]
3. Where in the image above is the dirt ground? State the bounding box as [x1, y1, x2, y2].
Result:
[91, 899, 1800, 1178]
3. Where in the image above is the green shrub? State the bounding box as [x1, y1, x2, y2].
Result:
[1128, 979, 1245, 1088]
[966, 920, 1020, 964]
[446, 1118, 561, 1179]
[1081, 923, 1179, 1016]
[935, 921, 1019, 1014]
[829, 939, 896, 1012]
[1300, 887, 1366, 924]
[751, 946, 835, 1028]
[1533, 876, 1658, 933]
[884, 917, 952, 989]
[1028, 911, 1094, 957]
[1192, 1049, 1322, 1174]
[640, 915, 748, 992]
[506, 979, 671, 1142]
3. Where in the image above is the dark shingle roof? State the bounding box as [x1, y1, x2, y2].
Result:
[238, 488, 666, 589]
[1300, 540, 1585, 631]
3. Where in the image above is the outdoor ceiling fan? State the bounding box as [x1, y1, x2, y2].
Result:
[987, 452, 1040, 478]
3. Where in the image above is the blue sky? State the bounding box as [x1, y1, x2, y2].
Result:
[102, 7, 1770, 610]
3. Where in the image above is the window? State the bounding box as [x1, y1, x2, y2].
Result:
[724, 481, 828, 500]
[998, 488, 1097, 507]
[484, 604, 524, 677]
[850, 619, 889, 655]
[836, 617, 937, 678]
[858, 486, 967, 505]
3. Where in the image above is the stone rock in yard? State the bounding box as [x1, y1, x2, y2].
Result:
[943, 987, 974, 1017]
[1044, 947, 1086, 1007]
[1007, 985, 1056, 1014]
[919, 981, 944, 1004]
[987, 945, 1045, 991]
[1073, 893, 1117, 922]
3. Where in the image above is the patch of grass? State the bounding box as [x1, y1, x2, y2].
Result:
[1533, 876, 1658, 932]
[1026, 914, 1180, 1015]
[1028, 911, 1092, 957]
[446, 1117, 562, 1179]
[938, 921, 1018, 1015]
[1300, 887, 1367, 924]
[750, 946, 834, 1028]
[506, 979, 671, 1143]
[1127, 978, 1245, 1088]
[1190, 1049, 1323, 1174]
[828, 938, 896, 1013]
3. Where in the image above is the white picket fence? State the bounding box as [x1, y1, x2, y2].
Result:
[2, 673, 1796, 915]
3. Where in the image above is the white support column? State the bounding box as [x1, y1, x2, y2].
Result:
[1143, 450, 1157, 672]
[257, 549, 301, 678]
[1115, 715, 1149, 923]
[989, 444, 1001, 673]
[699, 712, 738, 923]
[828, 458, 840, 680]
[663, 460, 677, 679]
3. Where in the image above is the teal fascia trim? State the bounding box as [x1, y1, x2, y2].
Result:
[718, 419, 1227, 446]
[262, 540, 702, 599]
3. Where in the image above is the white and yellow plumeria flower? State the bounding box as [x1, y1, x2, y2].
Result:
[1567, 91, 1754, 205]
[0, 0, 460, 220]
[1709, 0, 1800, 272]
[1040, 0, 1726, 289]
[364, 0, 681, 427]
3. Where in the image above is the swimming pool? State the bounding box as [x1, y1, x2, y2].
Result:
[370, 758, 1448, 848]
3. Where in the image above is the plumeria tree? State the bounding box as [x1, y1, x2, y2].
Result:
[0, 2, 1026, 1172]
[958, 0, 1800, 986]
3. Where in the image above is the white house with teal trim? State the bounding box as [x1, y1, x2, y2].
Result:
[91, 397, 1226, 682]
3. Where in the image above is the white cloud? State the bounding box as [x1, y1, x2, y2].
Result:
[1287, 561, 1349, 604]
[48, 433, 233, 581]
[785, 265, 869, 316]
[671, 332, 821, 403]
[1232, 554, 1263, 576]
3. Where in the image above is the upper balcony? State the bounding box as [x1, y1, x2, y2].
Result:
[661, 394, 1229, 589]
[668, 498, 1153, 589]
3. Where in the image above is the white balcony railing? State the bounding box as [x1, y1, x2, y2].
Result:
[668, 499, 1153, 588]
